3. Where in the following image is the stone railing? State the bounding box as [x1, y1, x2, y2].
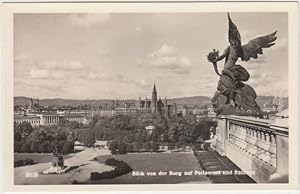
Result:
[212, 115, 288, 183]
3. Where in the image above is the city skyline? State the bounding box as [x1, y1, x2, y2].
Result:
[14, 12, 288, 99]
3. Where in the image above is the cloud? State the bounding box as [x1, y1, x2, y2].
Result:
[14, 52, 32, 63]
[141, 44, 192, 75]
[97, 48, 111, 56]
[62, 61, 83, 70]
[29, 68, 68, 80]
[122, 78, 150, 89]
[149, 44, 177, 57]
[135, 26, 141, 32]
[30, 69, 49, 79]
[27, 59, 85, 80]
[86, 72, 112, 80]
[246, 56, 267, 65]
[273, 37, 288, 51]
[86, 73, 151, 89]
[14, 78, 68, 96]
[42, 60, 84, 70]
[68, 13, 110, 27]
[247, 72, 287, 97]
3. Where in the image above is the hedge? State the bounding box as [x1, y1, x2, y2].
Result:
[14, 159, 35, 167]
[90, 158, 132, 180]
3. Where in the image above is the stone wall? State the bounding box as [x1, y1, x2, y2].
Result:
[214, 115, 289, 183]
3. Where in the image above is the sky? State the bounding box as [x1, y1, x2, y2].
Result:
[14, 12, 288, 99]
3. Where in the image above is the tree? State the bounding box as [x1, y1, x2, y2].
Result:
[14, 131, 22, 142]
[30, 142, 40, 153]
[16, 122, 33, 138]
[168, 143, 175, 150]
[118, 142, 127, 154]
[14, 140, 24, 152]
[132, 142, 142, 152]
[62, 141, 74, 154]
[69, 121, 81, 130]
[109, 141, 119, 155]
[160, 131, 168, 142]
[194, 117, 217, 141]
[110, 115, 131, 131]
[49, 140, 58, 152]
[21, 142, 31, 153]
[76, 129, 95, 147]
[143, 142, 151, 151]
[150, 141, 159, 152]
[57, 118, 70, 129]
[38, 141, 50, 153]
[123, 134, 135, 144]
[126, 143, 134, 152]
[57, 140, 66, 153]
[134, 132, 145, 143]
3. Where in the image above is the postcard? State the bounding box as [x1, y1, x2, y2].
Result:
[1, 1, 298, 191]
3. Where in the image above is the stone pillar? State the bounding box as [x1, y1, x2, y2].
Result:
[272, 124, 288, 180]
[269, 133, 277, 167]
[215, 116, 227, 156]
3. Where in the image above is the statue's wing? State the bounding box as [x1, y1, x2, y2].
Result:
[242, 31, 277, 61]
[228, 13, 244, 59]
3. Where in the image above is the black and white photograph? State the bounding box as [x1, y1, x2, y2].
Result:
[2, 2, 298, 191]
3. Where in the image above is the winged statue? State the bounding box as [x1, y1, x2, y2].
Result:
[208, 13, 277, 78]
[208, 13, 277, 115]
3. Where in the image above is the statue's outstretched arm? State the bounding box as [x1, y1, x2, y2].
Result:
[207, 46, 229, 76]
[216, 46, 229, 62]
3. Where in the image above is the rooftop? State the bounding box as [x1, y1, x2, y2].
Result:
[14, 115, 40, 119]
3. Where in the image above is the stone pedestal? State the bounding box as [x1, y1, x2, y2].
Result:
[50, 155, 64, 171]
[42, 154, 70, 174]
[52, 155, 64, 167]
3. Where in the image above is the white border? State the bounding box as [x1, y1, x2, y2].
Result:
[1, 1, 298, 192]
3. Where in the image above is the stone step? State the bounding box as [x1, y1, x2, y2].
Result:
[194, 150, 255, 183]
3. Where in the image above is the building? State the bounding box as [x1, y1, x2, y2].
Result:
[64, 114, 88, 124]
[87, 83, 171, 118]
[14, 115, 41, 127]
[207, 105, 217, 118]
[38, 112, 61, 125]
[14, 113, 88, 126]
[138, 83, 168, 116]
[15, 107, 88, 126]
[262, 97, 288, 113]
[87, 83, 211, 118]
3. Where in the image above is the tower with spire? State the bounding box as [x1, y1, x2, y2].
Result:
[36, 97, 40, 107]
[137, 82, 170, 116]
[29, 97, 33, 110]
[151, 83, 158, 114]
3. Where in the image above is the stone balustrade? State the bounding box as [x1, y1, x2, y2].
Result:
[227, 118, 277, 167]
[212, 115, 288, 183]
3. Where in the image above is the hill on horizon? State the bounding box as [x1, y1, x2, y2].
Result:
[14, 95, 288, 109]
[14, 96, 211, 107]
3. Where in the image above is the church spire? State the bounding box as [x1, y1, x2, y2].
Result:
[153, 82, 157, 94]
[151, 82, 158, 113]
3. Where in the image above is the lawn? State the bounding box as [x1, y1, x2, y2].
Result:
[89, 152, 211, 184]
[14, 153, 73, 164]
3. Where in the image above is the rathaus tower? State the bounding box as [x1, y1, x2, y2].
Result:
[151, 83, 158, 113]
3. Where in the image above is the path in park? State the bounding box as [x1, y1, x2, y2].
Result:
[194, 150, 255, 183]
[15, 148, 254, 184]
[14, 148, 113, 185]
